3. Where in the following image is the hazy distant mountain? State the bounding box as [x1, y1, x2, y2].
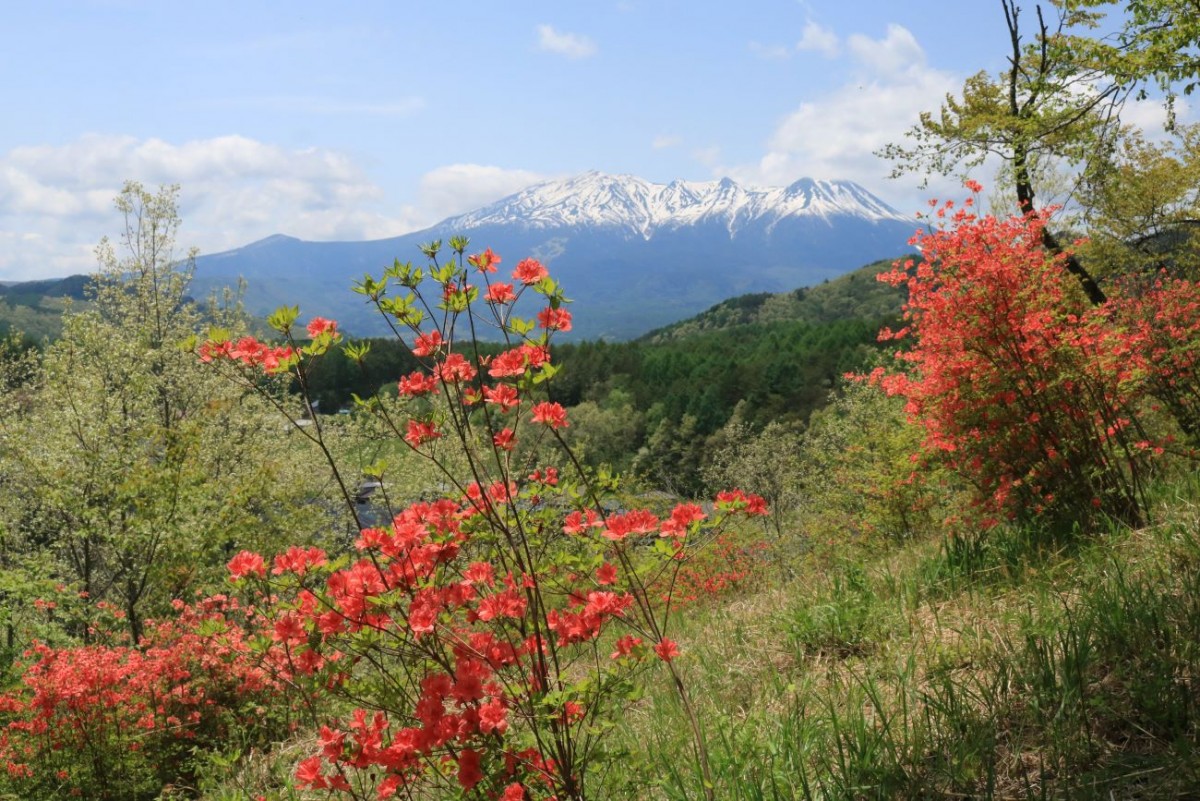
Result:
[192, 171, 918, 340]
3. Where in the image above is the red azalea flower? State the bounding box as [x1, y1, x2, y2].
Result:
[513, 258, 548, 285]
[530, 401, 568, 429]
[654, 638, 680, 662]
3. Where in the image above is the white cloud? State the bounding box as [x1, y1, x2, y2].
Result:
[847, 24, 925, 77]
[1122, 94, 1193, 139]
[652, 134, 682, 149]
[726, 24, 962, 213]
[0, 135, 548, 280]
[415, 164, 550, 221]
[750, 21, 838, 62]
[536, 24, 597, 59]
[796, 21, 839, 58]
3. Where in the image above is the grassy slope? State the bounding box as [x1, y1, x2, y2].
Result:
[193, 254, 1200, 799]
[600, 473, 1200, 800]
[196, 472, 1200, 801]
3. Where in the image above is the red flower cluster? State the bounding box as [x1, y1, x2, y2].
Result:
[531, 401, 569, 429]
[669, 533, 771, 607]
[398, 370, 439, 396]
[537, 307, 573, 332]
[1109, 274, 1200, 443]
[307, 316, 339, 338]
[0, 597, 287, 797]
[485, 282, 517, 304]
[190, 246, 774, 799]
[199, 336, 295, 373]
[468, 247, 502, 273]
[869, 188, 1189, 524]
[488, 343, 551, 378]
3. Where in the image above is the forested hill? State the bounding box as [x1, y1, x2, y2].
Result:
[0, 274, 92, 342]
[640, 257, 905, 343]
[0, 257, 907, 497]
[296, 256, 906, 494]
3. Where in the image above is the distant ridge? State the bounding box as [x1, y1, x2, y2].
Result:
[192, 171, 918, 340]
[640, 258, 906, 344]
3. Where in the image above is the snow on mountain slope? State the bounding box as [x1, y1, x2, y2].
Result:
[192, 170, 918, 339]
[443, 171, 912, 238]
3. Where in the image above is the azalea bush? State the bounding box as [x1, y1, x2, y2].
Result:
[0, 596, 293, 801]
[201, 240, 767, 800]
[666, 528, 770, 607]
[1108, 273, 1200, 445]
[872, 184, 1174, 528]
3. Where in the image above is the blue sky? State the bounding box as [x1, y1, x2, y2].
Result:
[0, 0, 1183, 279]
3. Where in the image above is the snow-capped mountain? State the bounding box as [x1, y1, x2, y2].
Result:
[444, 171, 910, 236]
[193, 171, 917, 340]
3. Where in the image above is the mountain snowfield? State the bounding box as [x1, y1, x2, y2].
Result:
[445, 171, 911, 236]
[193, 171, 919, 340]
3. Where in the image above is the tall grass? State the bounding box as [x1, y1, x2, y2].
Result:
[594, 472, 1200, 800]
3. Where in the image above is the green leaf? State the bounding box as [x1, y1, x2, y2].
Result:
[344, 340, 371, 364]
[206, 326, 232, 345]
[362, 459, 388, 479]
[509, 317, 535, 336]
[353, 275, 382, 297]
[267, 305, 300, 334]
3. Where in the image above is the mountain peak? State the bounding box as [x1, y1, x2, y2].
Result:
[194, 169, 917, 341]
[442, 171, 908, 236]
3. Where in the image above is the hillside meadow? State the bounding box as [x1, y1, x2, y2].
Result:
[6, 7, 1200, 793]
[0, 172, 1196, 801]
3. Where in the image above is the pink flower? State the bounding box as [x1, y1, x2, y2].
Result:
[537, 307, 573, 332]
[610, 635, 643, 659]
[411, 330, 444, 357]
[404, 419, 441, 448]
[295, 756, 327, 789]
[227, 550, 266, 579]
[485, 282, 516, 304]
[493, 428, 516, 451]
[479, 697, 509, 734]
[397, 370, 439, 396]
[457, 749, 483, 790]
[483, 383, 520, 412]
[596, 562, 617, 585]
[436, 353, 477, 383]
[563, 509, 601, 535]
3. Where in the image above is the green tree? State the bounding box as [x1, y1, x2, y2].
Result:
[0, 182, 333, 644]
[881, 0, 1134, 303]
[884, 0, 1200, 301]
[703, 416, 804, 538]
[798, 381, 944, 544]
[560, 389, 645, 472]
[1061, 0, 1200, 111]
[1077, 123, 1200, 279]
